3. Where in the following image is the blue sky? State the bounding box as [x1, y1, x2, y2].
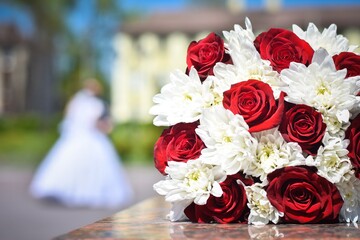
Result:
[282, 0, 360, 7]
[1, 0, 360, 36]
[120, 0, 360, 10]
[0, 4, 33, 36]
[121, 0, 186, 11]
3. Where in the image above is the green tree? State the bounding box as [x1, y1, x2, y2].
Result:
[3, 0, 123, 114]
[4, 0, 76, 115]
[60, 0, 122, 103]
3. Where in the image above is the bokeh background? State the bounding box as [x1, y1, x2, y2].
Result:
[0, 0, 359, 240]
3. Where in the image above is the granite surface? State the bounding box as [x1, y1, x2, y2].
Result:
[55, 197, 360, 239]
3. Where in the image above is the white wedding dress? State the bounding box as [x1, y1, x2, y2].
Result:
[30, 90, 133, 209]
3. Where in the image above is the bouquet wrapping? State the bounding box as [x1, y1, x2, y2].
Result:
[150, 18, 360, 225]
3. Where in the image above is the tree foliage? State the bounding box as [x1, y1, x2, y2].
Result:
[3, 0, 122, 112]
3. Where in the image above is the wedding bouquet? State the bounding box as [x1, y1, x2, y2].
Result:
[150, 18, 360, 225]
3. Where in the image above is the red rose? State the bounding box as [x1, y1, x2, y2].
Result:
[266, 166, 343, 224]
[186, 32, 231, 80]
[279, 104, 326, 155]
[222, 80, 284, 132]
[254, 28, 314, 72]
[184, 173, 253, 223]
[345, 114, 360, 178]
[154, 122, 205, 174]
[333, 52, 360, 78]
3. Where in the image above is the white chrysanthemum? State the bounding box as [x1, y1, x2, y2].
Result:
[150, 68, 227, 126]
[196, 106, 258, 175]
[201, 75, 230, 108]
[149, 68, 203, 126]
[336, 174, 360, 223]
[232, 17, 256, 41]
[280, 49, 359, 135]
[293, 22, 358, 55]
[323, 109, 350, 139]
[153, 159, 226, 206]
[215, 19, 284, 99]
[351, 94, 360, 119]
[246, 184, 284, 225]
[314, 133, 353, 184]
[249, 129, 305, 181]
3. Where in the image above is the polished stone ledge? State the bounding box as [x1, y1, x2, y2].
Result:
[55, 197, 360, 239]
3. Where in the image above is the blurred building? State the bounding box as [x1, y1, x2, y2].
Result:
[0, 22, 59, 117]
[111, 1, 360, 123]
[0, 23, 29, 115]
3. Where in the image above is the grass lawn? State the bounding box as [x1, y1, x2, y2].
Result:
[0, 116, 160, 168]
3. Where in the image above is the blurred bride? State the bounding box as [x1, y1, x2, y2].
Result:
[30, 78, 133, 209]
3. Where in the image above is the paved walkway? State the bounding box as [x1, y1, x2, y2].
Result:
[0, 165, 163, 240]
